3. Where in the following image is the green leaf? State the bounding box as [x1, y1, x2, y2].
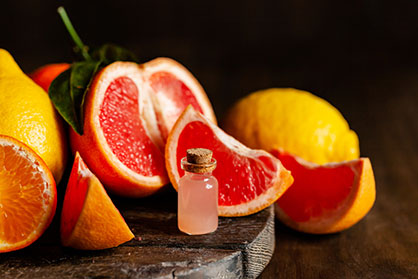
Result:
[48, 46, 138, 135]
[49, 61, 103, 135]
[70, 61, 102, 132]
[49, 68, 82, 133]
[90, 43, 138, 64]
[52, 7, 140, 135]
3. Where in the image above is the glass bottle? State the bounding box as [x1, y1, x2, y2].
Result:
[178, 148, 218, 235]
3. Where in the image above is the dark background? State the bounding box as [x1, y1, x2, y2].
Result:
[1, 1, 418, 277]
[1, 1, 418, 124]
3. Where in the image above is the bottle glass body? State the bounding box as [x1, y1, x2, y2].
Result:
[178, 170, 218, 235]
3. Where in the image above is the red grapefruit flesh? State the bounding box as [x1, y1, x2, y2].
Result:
[272, 149, 376, 234]
[99, 76, 165, 177]
[60, 153, 90, 243]
[70, 62, 168, 197]
[166, 106, 293, 217]
[61, 152, 134, 250]
[142, 58, 216, 140]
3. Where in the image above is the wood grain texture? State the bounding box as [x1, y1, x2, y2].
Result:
[0, 189, 275, 279]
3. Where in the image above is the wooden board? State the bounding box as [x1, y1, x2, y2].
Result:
[0, 189, 275, 279]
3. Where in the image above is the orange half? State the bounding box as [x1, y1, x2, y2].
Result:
[0, 135, 56, 253]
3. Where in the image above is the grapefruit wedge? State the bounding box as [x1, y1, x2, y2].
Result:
[61, 152, 134, 250]
[142, 58, 217, 141]
[70, 62, 168, 197]
[271, 149, 376, 234]
[0, 135, 56, 253]
[166, 106, 294, 217]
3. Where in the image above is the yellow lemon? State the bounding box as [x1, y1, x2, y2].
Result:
[0, 49, 67, 182]
[224, 88, 359, 164]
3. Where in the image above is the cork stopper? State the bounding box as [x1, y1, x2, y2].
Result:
[187, 148, 212, 164]
[181, 148, 216, 173]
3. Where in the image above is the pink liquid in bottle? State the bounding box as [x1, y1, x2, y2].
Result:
[178, 148, 218, 235]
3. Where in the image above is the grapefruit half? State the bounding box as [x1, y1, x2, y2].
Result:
[166, 106, 294, 217]
[70, 59, 216, 197]
[70, 62, 168, 197]
[272, 149, 376, 234]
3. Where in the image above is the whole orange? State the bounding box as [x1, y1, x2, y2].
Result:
[29, 63, 70, 92]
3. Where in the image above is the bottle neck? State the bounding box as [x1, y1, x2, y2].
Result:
[184, 170, 213, 176]
[181, 156, 217, 174]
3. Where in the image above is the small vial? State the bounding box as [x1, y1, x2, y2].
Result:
[178, 148, 218, 235]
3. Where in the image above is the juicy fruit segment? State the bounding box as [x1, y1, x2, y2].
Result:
[29, 63, 70, 92]
[61, 152, 134, 250]
[0, 135, 56, 253]
[149, 71, 204, 139]
[166, 106, 293, 217]
[0, 49, 68, 183]
[272, 149, 376, 234]
[276, 152, 354, 222]
[177, 122, 277, 205]
[224, 88, 359, 164]
[143, 58, 217, 141]
[70, 62, 168, 197]
[99, 76, 166, 177]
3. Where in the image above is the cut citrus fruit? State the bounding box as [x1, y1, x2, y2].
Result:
[0, 135, 56, 253]
[271, 149, 376, 234]
[70, 62, 168, 197]
[70, 58, 217, 198]
[142, 58, 216, 141]
[61, 152, 134, 250]
[166, 106, 293, 217]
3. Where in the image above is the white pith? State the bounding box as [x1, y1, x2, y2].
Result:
[0, 137, 54, 250]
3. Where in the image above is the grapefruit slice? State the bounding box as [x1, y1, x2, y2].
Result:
[142, 58, 217, 141]
[61, 152, 134, 250]
[166, 106, 294, 217]
[0, 135, 56, 253]
[70, 62, 168, 197]
[271, 149, 376, 234]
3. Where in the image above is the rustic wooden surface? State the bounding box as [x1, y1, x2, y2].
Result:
[0, 188, 275, 279]
[258, 73, 418, 278]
